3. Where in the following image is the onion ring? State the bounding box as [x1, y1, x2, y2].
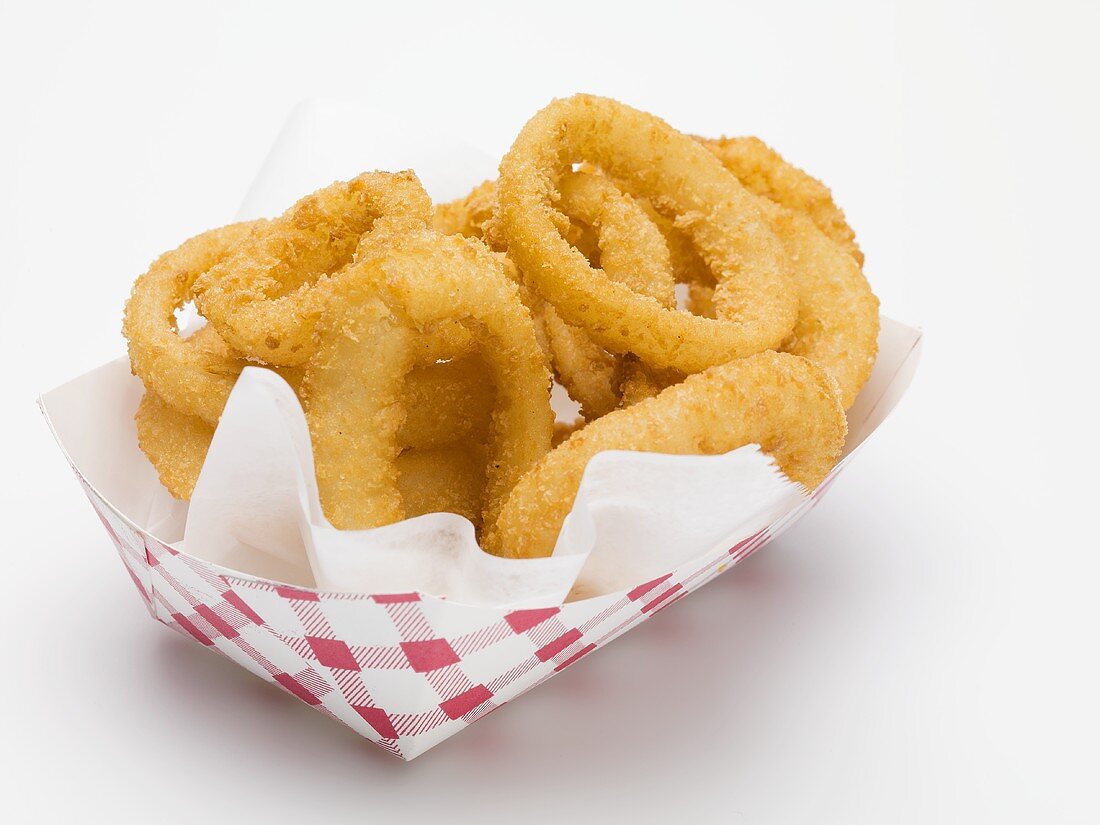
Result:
[541, 170, 676, 417]
[135, 390, 217, 501]
[131, 324, 304, 501]
[657, 135, 866, 318]
[485, 351, 847, 558]
[674, 141, 879, 407]
[131, 324, 301, 500]
[699, 136, 863, 265]
[758, 201, 877, 408]
[685, 137, 865, 318]
[439, 169, 678, 417]
[193, 170, 432, 367]
[622, 135, 878, 407]
[130, 311, 491, 448]
[494, 94, 797, 373]
[539, 305, 620, 419]
[303, 229, 553, 531]
[552, 170, 675, 304]
[123, 222, 263, 425]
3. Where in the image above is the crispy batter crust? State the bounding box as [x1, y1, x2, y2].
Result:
[436, 170, 678, 418]
[303, 230, 553, 531]
[494, 94, 798, 373]
[124, 222, 261, 425]
[194, 171, 432, 366]
[699, 136, 863, 265]
[486, 351, 847, 558]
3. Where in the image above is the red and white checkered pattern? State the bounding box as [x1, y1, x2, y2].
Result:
[76, 463, 843, 760]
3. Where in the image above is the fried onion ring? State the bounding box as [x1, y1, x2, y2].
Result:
[494, 94, 797, 373]
[439, 170, 678, 417]
[123, 222, 263, 425]
[702, 138, 876, 406]
[672, 136, 866, 318]
[131, 312, 491, 449]
[699, 136, 863, 265]
[553, 170, 675, 304]
[675, 164, 878, 406]
[193, 170, 432, 366]
[303, 230, 553, 531]
[758, 201, 878, 408]
[135, 390, 217, 501]
[539, 305, 620, 419]
[685, 137, 866, 319]
[485, 351, 847, 558]
[542, 170, 676, 416]
[131, 325, 305, 500]
[625, 136, 879, 407]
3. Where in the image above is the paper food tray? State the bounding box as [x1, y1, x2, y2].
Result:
[39, 100, 921, 760]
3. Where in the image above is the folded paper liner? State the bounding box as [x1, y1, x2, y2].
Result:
[181, 365, 807, 606]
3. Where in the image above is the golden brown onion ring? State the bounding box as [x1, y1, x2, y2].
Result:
[193, 170, 432, 367]
[438, 170, 678, 417]
[494, 94, 797, 373]
[674, 193, 878, 407]
[123, 222, 263, 425]
[553, 170, 675, 305]
[303, 230, 553, 532]
[485, 351, 847, 558]
[135, 390, 217, 501]
[543, 170, 676, 417]
[674, 200, 879, 407]
[539, 305, 621, 419]
[131, 317, 491, 447]
[685, 136, 866, 319]
[687, 138, 878, 407]
[699, 136, 863, 265]
[132, 324, 304, 500]
[622, 135, 878, 407]
[759, 201, 878, 408]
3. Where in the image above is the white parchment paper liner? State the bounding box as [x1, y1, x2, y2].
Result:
[183, 366, 807, 606]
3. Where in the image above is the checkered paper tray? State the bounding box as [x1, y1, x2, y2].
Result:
[38, 101, 921, 760]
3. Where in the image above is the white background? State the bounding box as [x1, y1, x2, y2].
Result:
[2, 1, 1098, 822]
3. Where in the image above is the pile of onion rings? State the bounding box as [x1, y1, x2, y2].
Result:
[124, 94, 877, 559]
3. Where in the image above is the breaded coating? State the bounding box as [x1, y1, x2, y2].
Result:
[486, 351, 847, 558]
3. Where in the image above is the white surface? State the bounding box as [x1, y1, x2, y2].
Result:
[1, 1, 1097, 822]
